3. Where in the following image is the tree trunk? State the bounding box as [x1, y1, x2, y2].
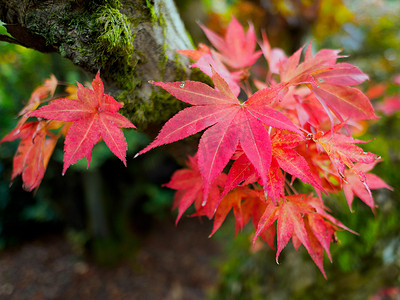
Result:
[0, 0, 196, 130]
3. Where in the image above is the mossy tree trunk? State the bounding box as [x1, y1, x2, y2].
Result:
[0, 0, 194, 130]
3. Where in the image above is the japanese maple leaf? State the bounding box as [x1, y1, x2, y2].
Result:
[1, 121, 58, 191]
[376, 96, 400, 116]
[209, 187, 260, 237]
[305, 195, 355, 259]
[254, 195, 313, 264]
[311, 83, 377, 122]
[176, 43, 211, 61]
[219, 151, 258, 201]
[177, 41, 242, 96]
[254, 194, 353, 277]
[18, 74, 58, 118]
[271, 130, 324, 193]
[280, 44, 376, 123]
[200, 16, 262, 69]
[190, 53, 242, 97]
[29, 72, 136, 174]
[260, 31, 287, 75]
[343, 161, 393, 211]
[137, 68, 301, 204]
[280, 44, 347, 85]
[164, 155, 226, 223]
[289, 88, 329, 129]
[225, 129, 326, 203]
[220, 151, 285, 204]
[241, 190, 276, 249]
[2, 75, 59, 144]
[312, 125, 378, 182]
[365, 83, 387, 100]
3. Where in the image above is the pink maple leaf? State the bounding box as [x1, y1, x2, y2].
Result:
[200, 16, 262, 69]
[29, 72, 136, 174]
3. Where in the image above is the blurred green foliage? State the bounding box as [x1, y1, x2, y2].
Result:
[317, 0, 400, 82]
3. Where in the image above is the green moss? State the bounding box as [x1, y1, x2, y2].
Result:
[118, 86, 183, 130]
[95, 6, 133, 55]
[91, 4, 137, 91]
[145, 0, 158, 24]
[25, 1, 137, 90]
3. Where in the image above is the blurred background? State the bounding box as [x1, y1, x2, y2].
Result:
[0, 0, 399, 299]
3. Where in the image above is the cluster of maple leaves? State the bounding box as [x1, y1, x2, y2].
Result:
[1, 16, 393, 277]
[0, 73, 135, 191]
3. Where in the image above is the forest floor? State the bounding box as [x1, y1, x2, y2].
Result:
[0, 218, 221, 300]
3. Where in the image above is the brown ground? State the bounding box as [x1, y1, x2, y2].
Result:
[0, 218, 221, 300]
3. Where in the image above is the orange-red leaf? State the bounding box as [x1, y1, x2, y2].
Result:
[313, 127, 378, 182]
[343, 162, 393, 211]
[5, 121, 58, 191]
[210, 187, 259, 236]
[29, 72, 136, 174]
[164, 156, 226, 223]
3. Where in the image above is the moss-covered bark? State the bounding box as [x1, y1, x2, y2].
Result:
[0, 0, 196, 130]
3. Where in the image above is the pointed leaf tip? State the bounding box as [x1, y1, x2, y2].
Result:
[134, 152, 140, 159]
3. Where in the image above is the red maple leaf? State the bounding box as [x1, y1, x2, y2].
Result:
[200, 15, 262, 69]
[177, 42, 243, 96]
[2, 75, 59, 144]
[280, 44, 376, 123]
[138, 68, 301, 204]
[312, 125, 378, 182]
[29, 72, 136, 174]
[18, 74, 58, 118]
[219, 151, 258, 201]
[376, 95, 400, 116]
[209, 186, 260, 237]
[284, 87, 329, 129]
[164, 155, 226, 223]
[297, 142, 341, 193]
[271, 130, 324, 192]
[343, 161, 393, 211]
[1, 121, 58, 191]
[260, 31, 287, 75]
[190, 53, 242, 97]
[254, 194, 353, 277]
[176, 43, 211, 61]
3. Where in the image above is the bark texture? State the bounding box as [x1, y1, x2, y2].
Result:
[0, 0, 194, 129]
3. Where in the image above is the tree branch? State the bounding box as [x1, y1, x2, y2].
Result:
[0, 0, 195, 130]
